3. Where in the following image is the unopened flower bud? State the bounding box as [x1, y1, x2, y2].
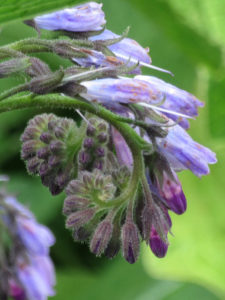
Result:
[66, 208, 96, 230]
[121, 221, 140, 264]
[96, 147, 105, 157]
[90, 219, 113, 256]
[105, 220, 121, 259]
[79, 151, 91, 165]
[149, 228, 168, 258]
[26, 157, 40, 174]
[0, 57, 31, 78]
[97, 132, 108, 143]
[40, 132, 53, 144]
[83, 138, 94, 149]
[50, 140, 64, 154]
[63, 195, 89, 215]
[28, 70, 64, 94]
[37, 146, 50, 159]
[86, 125, 96, 136]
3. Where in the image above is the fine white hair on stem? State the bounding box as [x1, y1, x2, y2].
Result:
[114, 53, 174, 76]
[138, 102, 194, 119]
[75, 109, 90, 124]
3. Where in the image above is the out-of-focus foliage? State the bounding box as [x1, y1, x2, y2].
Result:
[0, 0, 224, 299]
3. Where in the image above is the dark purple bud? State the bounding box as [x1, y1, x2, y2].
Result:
[83, 138, 94, 149]
[121, 221, 140, 264]
[73, 226, 92, 242]
[27, 157, 40, 174]
[82, 173, 93, 187]
[49, 182, 62, 195]
[39, 161, 51, 176]
[54, 126, 65, 139]
[96, 147, 105, 157]
[55, 172, 70, 188]
[40, 132, 53, 144]
[93, 159, 104, 170]
[90, 220, 113, 256]
[66, 208, 96, 229]
[48, 155, 61, 167]
[21, 140, 39, 159]
[63, 195, 89, 215]
[48, 121, 57, 131]
[37, 146, 50, 159]
[160, 173, 187, 215]
[50, 140, 64, 154]
[97, 132, 108, 143]
[21, 126, 40, 142]
[149, 228, 168, 258]
[87, 125, 96, 136]
[79, 151, 91, 165]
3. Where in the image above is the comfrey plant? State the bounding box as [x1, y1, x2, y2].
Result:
[0, 1, 217, 295]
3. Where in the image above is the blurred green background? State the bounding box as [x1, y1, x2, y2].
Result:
[0, 0, 225, 299]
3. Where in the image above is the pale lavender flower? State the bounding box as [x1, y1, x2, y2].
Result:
[157, 125, 217, 177]
[34, 2, 106, 32]
[90, 29, 151, 68]
[135, 75, 204, 129]
[2, 196, 56, 300]
[80, 77, 164, 105]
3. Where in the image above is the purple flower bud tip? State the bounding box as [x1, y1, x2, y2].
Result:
[34, 2, 106, 32]
[83, 137, 94, 148]
[121, 221, 140, 264]
[87, 125, 96, 136]
[79, 151, 91, 164]
[50, 140, 64, 153]
[97, 132, 108, 143]
[90, 220, 113, 256]
[96, 147, 105, 157]
[40, 132, 52, 144]
[66, 208, 95, 229]
[150, 229, 168, 258]
[160, 172, 187, 215]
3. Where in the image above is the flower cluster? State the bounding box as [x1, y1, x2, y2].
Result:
[0, 179, 55, 300]
[1, 1, 217, 265]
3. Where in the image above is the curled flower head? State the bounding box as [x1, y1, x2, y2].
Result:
[34, 2, 106, 32]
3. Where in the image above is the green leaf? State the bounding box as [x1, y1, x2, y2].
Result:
[0, 0, 80, 26]
[208, 76, 225, 138]
[124, 0, 223, 72]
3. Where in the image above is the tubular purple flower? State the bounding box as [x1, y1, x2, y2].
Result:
[149, 227, 168, 258]
[90, 29, 151, 68]
[34, 2, 106, 32]
[158, 171, 187, 215]
[135, 75, 204, 129]
[80, 77, 164, 105]
[157, 125, 217, 177]
[111, 127, 133, 168]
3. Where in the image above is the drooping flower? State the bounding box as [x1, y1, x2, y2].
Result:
[80, 77, 164, 105]
[34, 2, 106, 32]
[156, 125, 217, 177]
[90, 29, 151, 67]
[135, 75, 204, 129]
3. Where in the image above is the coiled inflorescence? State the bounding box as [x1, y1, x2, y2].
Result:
[21, 113, 80, 195]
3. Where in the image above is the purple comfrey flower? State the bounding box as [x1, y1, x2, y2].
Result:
[80, 77, 164, 105]
[73, 49, 123, 68]
[90, 29, 151, 71]
[111, 127, 133, 168]
[15, 255, 55, 300]
[158, 171, 187, 215]
[2, 196, 56, 300]
[135, 75, 204, 129]
[149, 227, 168, 258]
[34, 2, 106, 32]
[157, 125, 217, 177]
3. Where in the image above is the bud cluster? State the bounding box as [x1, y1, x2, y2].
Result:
[21, 113, 81, 195]
[78, 118, 109, 171]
